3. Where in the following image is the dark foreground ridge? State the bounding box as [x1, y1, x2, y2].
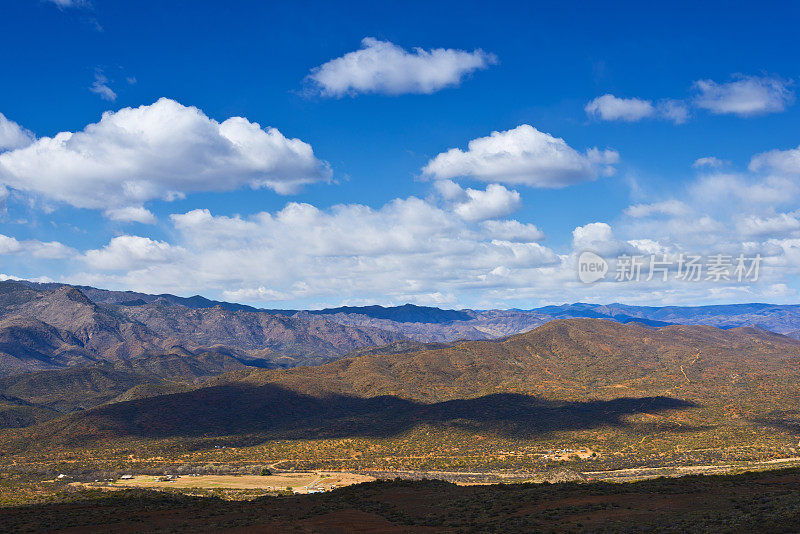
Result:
[2, 468, 799, 533]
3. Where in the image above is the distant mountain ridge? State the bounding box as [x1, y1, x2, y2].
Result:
[7, 279, 800, 344]
[0, 280, 405, 378]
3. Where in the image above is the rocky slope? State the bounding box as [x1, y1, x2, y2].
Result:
[0, 281, 405, 378]
[11, 279, 800, 343]
[12, 319, 800, 447]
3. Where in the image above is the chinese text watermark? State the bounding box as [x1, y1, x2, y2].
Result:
[578, 252, 761, 284]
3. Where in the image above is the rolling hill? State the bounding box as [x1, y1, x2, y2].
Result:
[0, 346, 269, 428]
[8, 319, 800, 460]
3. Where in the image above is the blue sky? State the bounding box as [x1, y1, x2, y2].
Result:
[1, 0, 800, 309]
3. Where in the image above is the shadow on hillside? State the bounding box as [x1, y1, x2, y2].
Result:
[52, 384, 700, 445]
[751, 410, 800, 436]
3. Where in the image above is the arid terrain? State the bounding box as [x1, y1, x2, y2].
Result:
[2, 283, 800, 531]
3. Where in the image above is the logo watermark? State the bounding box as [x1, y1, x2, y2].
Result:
[577, 251, 608, 283]
[577, 252, 762, 284]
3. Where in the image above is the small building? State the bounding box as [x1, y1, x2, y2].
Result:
[120, 475, 134, 480]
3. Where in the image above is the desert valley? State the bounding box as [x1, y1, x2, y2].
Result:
[0, 280, 799, 530]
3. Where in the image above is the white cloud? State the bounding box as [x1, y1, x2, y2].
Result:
[0, 98, 331, 217]
[585, 95, 689, 124]
[84, 235, 179, 270]
[656, 99, 690, 124]
[0, 113, 34, 150]
[693, 156, 727, 168]
[442, 182, 522, 221]
[433, 179, 466, 200]
[30, 241, 77, 259]
[30, 165, 800, 308]
[595, 141, 800, 303]
[572, 222, 627, 257]
[89, 70, 116, 101]
[0, 235, 22, 255]
[693, 75, 794, 116]
[585, 94, 655, 122]
[0, 273, 55, 283]
[587, 75, 793, 124]
[689, 173, 798, 206]
[305, 37, 496, 97]
[44, 0, 89, 7]
[737, 213, 800, 238]
[221, 286, 290, 302]
[481, 220, 544, 242]
[422, 124, 618, 188]
[749, 145, 800, 176]
[71, 195, 559, 303]
[104, 206, 157, 224]
[0, 234, 75, 259]
[624, 200, 691, 218]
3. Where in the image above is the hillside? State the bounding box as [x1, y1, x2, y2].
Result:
[236, 318, 800, 402]
[0, 346, 263, 428]
[0, 281, 405, 377]
[9, 319, 800, 462]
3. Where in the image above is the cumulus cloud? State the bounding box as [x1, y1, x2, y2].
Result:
[29, 166, 800, 307]
[84, 235, 179, 270]
[749, 145, 800, 176]
[89, 70, 116, 101]
[0, 98, 331, 218]
[104, 206, 157, 224]
[433, 179, 466, 200]
[598, 141, 800, 303]
[454, 185, 520, 221]
[693, 75, 794, 116]
[481, 220, 544, 242]
[63, 144, 800, 308]
[0, 113, 34, 150]
[737, 213, 800, 238]
[70, 195, 560, 304]
[437, 181, 522, 221]
[422, 125, 618, 188]
[0, 235, 22, 255]
[305, 37, 497, 97]
[572, 222, 632, 257]
[0, 234, 75, 259]
[585, 94, 655, 122]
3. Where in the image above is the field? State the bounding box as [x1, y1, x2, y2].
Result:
[81, 472, 374, 493]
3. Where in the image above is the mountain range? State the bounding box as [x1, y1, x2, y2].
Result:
[3, 278, 800, 444]
[5, 318, 800, 459]
[0, 280, 404, 376]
